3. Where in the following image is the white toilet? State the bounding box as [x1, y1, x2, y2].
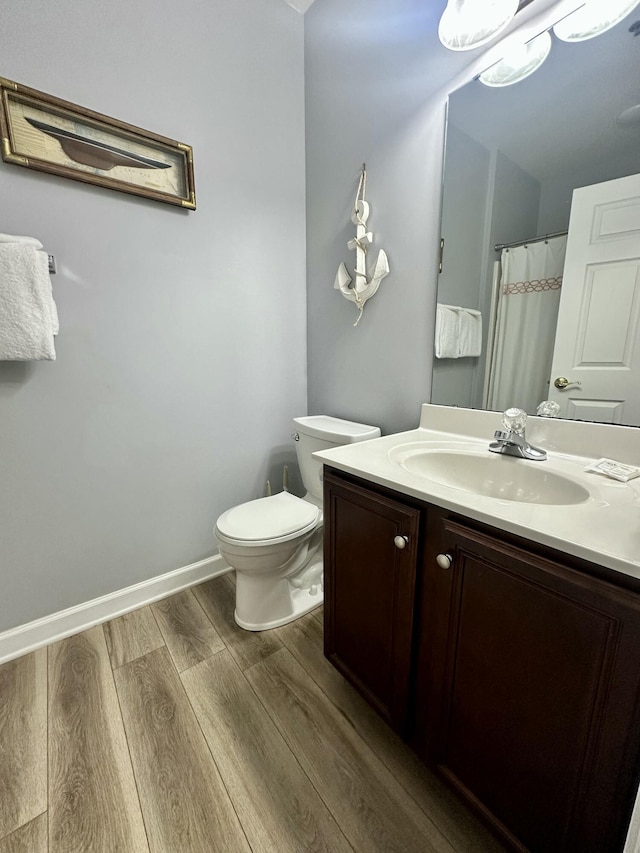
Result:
[214, 415, 381, 631]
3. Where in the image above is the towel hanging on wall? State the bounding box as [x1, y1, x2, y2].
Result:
[435, 303, 482, 358]
[0, 233, 59, 360]
[434, 304, 459, 358]
[457, 307, 482, 357]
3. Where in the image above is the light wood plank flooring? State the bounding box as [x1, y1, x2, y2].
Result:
[0, 574, 506, 853]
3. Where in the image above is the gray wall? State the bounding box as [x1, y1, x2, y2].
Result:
[0, 0, 306, 632]
[431, 125, 491, 410]
[475, 151, 541, 403]
[432, 139, 541, 412]
[304, 0, 473, 436]
[303, 0, 556, 436]
[489, 152, 542, 267]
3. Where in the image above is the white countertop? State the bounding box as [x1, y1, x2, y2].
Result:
[314, 405, 640, 581]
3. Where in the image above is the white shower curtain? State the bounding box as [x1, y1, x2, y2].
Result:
[486, 235, 567, 414]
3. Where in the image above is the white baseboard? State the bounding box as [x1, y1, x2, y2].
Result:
[0, 554, 231, 665]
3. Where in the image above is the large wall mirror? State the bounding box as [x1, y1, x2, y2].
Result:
[432, 11, 640, 426]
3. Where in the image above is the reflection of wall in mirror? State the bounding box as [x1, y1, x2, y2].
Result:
[432, 123, 540, 411]
[431, 126, 489, 411]
[434, 119, 638, 416]
[537, 146, 640, 234]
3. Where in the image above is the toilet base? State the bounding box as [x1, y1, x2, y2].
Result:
[234, 559, 324, 631]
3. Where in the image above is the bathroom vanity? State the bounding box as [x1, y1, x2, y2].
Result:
[316, 405, 640, 853]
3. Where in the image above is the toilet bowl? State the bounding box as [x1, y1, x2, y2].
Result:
[214, 415, 381, 631]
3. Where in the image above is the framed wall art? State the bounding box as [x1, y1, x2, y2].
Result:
[0, 77, 195, 209]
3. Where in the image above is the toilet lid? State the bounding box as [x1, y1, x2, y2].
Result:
[216, 491, 319, 542]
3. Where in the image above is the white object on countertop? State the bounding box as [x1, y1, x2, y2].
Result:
[585, 458, 640, 482]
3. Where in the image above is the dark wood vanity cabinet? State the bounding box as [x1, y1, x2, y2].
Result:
[323, 468, 420, 730]
[323, 466, 640, 853]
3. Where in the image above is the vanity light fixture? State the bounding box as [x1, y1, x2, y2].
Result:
[438, 0, 519, 51]
[553, 0, 640, 41]
[479, 30, 552, 86]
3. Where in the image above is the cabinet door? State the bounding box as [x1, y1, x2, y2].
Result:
[431, 519, 640, 853]
[324, 470, 420, 731]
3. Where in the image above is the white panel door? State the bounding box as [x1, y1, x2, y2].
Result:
[548, 173, 640, 425]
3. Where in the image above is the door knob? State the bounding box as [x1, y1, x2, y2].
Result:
[436, 553, 453, 569]
[394, 535, 409, 550]
[554, 376, 582, 389]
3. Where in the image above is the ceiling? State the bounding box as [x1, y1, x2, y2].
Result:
[289, 0, 639, 184]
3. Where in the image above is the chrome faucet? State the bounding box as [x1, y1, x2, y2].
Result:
[489, 408, 547, 461]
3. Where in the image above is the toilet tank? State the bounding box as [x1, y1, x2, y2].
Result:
[293, 415, 381, 504]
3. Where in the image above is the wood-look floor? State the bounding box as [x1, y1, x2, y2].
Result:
[0, 574, 506, 853]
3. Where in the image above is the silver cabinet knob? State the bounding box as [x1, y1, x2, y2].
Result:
[436, 553, 453, 569]
[394, 535, 409, 550]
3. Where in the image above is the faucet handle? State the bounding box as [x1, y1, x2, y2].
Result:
[536, 400, 561, 418]
[502, 407, 527, 435]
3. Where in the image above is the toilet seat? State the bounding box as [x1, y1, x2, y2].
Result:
[215, 491, 319, 547]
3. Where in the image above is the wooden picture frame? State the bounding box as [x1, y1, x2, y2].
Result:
[0, 77, 195, 209]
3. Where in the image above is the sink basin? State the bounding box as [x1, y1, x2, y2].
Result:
[389, 446, 591, 506]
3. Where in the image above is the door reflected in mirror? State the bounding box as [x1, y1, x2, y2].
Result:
[432, 11, 640, 426]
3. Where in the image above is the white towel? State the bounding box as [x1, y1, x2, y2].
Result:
[435, 304, 482, 358]
[0, 233, 43, 247]
[435, 304, 460, 358]
[457, 308, 482, 357]
[0, 242, 58, 360]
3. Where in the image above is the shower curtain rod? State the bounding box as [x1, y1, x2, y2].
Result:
[494, 229, 568, 253]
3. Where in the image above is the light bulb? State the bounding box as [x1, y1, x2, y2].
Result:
[479, 30, 552, 87]
[553, 0, 640, 42]
[438, 0, 519, 51]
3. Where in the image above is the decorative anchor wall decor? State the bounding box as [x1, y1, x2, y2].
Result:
[334, 164, 390, 326]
